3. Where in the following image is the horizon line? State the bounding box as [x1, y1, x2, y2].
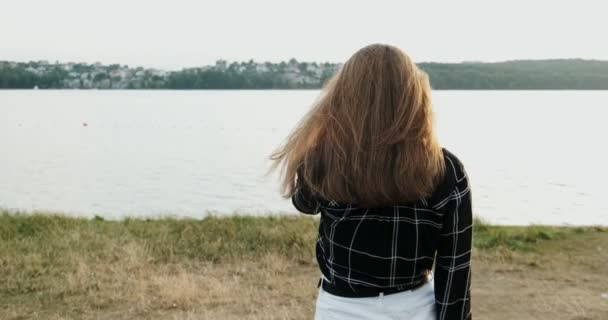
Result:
[2, 57, 608, 71]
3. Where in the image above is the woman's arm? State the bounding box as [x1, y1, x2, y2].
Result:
[292, 166, 320, 215]
[434, 164, 473, 320]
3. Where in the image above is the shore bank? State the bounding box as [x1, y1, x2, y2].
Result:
[1, 210, 606, 319]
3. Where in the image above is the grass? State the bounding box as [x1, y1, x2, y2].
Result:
[472, 217, 605, 251]
[1, 211, 318, 263]
[1, 209, 607, 320]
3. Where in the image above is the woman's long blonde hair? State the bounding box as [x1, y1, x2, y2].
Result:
[270, 44, 445, 207]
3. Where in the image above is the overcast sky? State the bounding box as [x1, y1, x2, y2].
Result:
[1, 0, 606, 69]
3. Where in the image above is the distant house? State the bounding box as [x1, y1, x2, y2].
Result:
[111, 81, 125, 89]
[286, 64, 299, 73]
[82, 79, 93, 89]
[149, 69, 168, 77]
[109, 69, 124, 79]
[25, 67, 40, 75]
[215, 60, 227, 71]
[255, 64, 270, 73]
[67, 79, 81, 89]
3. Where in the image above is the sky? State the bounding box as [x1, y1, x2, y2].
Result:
[1, 0, 607, 70]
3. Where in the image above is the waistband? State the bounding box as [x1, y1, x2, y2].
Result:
[318, 275, 429, 298]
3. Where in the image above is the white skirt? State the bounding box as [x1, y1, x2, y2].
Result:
[314, 279, 436, 320]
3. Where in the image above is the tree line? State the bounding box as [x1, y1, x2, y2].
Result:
[1, 59, 608, 90]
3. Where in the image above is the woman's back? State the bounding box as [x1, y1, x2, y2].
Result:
[294, 148, 472, 320]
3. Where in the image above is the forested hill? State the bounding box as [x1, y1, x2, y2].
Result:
[1, 59, 608, 90]
[419, 59, 608, 89]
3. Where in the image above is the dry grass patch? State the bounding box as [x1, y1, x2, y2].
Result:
[0, 210, 606, 319]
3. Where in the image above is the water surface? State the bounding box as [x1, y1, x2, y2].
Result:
[1, 90, 606, 225]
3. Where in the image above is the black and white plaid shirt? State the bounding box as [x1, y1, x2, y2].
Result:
[293, 148, 472, 320]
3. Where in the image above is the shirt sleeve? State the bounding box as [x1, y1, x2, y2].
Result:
[292, 167, 320, 215]
[434, 166, 473, 320]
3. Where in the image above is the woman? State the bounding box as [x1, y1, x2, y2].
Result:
[271, 44, 472, 320]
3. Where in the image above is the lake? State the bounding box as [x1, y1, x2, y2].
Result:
[1, 90, 607, 225]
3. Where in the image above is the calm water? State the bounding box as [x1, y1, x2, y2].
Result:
[1, 90, 607, 225]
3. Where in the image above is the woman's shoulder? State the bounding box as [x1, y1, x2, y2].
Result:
[424, 148, 469, 207]
[441, 147, 467, 180]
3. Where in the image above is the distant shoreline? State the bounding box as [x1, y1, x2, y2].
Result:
[3, 59, 608, 90]
[2, 88, 608, 91]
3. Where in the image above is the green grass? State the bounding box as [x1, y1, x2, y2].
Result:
[472, 217, 605, 251]
[0, 210, 318, 263]
[1, 210, 604, 262]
